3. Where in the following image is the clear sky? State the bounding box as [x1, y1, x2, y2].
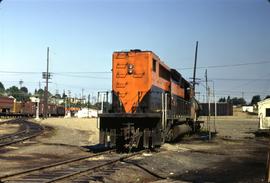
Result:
[0, 0, 270, 103]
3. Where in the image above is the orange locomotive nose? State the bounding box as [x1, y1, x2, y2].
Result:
[112, 51, 152, 113]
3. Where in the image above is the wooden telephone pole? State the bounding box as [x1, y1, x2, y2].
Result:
[43, 47, 50, 118]
[205, 69, 211, 140]
[266, 152, 270, 182]
[192, 41, 198, 92]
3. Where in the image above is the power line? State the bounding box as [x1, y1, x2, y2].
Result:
[54, 73, 111, 79]
[0, 71, 40, 74]
[177, 61, 270, 70]
[1, 60, 270, 74]
[203, 78, 270, 81]
[215, 89, 270, 94]
[0, 70, 111, 74]
[55, 71, 111, 74]
[0, 80, 40, 84]
[0, 71, 112, 79]
[50, 82, 110, 91]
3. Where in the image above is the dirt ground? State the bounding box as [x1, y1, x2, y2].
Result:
[136, 118, 268, 183]
[0, 116, 268, 183]
[0, 118, 97, 176]
[39, 118, 99, 146]
[0, 123, 20, 136]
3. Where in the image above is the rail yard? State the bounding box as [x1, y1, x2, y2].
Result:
[0, 116, 267, 183]
[0, 119, 43, 148]
[0, 50, 269, 183]
[0, 49, 268, 183]
[1, 1, 270, 183]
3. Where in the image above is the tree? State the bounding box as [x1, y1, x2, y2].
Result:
[34, 88, 51, 98]
[20, 86, 28, 93]
[226, 96, 231, 103]
[62, 91, 67, 99]
[6, 86, 20, 100]
[36, 88, 45, 95]
[250, 95, 261, 105]
[231, 97, 246, 106]
[0, 82, 5, 91]
[6, 85, 30, 101]
[265, 95, 270, 100]
[6, 86, 20, 95]
[218, 97, 226, 103]
[55, 93, 61, 99]
[34, 88, 44, 98]
[238, 98, 246, 105]
[0, 82, 5, 95]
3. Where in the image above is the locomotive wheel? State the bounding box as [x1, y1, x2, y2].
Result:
[165, 129, 174, 142]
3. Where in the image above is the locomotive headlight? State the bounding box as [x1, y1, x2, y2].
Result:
[127, 64, 134, 74]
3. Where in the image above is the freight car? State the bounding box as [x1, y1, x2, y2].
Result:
[21, 101, 65, 117]
[0, 96, 14, 113]
[0, 96, 65, 117]
[98, 50, 201, 150]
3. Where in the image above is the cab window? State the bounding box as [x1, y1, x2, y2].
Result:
[159, 64, 170, 81]
[152, 59, 157, 72]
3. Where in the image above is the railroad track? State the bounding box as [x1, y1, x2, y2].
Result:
[0, 149, 162, 182]
[0, 118, 43, 148]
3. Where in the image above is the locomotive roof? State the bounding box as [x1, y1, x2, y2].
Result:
[113, 49, 190, 86]
[114, 49, 159, 59]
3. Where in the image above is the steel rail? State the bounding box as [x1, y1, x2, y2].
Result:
[0, 150, 146, 182]
[0, 150, 115, 182]
[45, 150, 146, 183]
[0, 119, 44, 148]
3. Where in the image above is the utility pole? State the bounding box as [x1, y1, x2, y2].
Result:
[68, 90, 71, 108]
[88, 94, 91, 105]
[88, 94, 90, 118]
[101, 93, 104, 113]
[81, 88, 84, 101]
[213, 81, 217, 133]
[192, 41, 199, 92]
[205, 69, 211, 140]
[267, 154, 270, 182]
[43, 47, 50, 118]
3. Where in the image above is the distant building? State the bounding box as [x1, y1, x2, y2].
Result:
[199, 102, 233, 116]
[50, 96, 64, 105]
[75, 108, 98, 118]
[258, 99, 270, 130]
[242, 106, 254, 113]
[69, 97, 86, 105]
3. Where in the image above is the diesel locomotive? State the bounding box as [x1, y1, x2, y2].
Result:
[98, 50, 201, 150]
